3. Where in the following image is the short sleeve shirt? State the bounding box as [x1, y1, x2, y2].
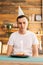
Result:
[7, 31, 39, 56]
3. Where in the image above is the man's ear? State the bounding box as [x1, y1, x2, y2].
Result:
[17, 22, 19, 28]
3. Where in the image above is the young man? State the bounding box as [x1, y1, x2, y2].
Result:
[7, 15, 39, 56]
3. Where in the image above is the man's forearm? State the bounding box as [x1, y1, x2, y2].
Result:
[32, 45, 38, 57]
[7, 45, 13, 56]
[32, 52, 38, 56]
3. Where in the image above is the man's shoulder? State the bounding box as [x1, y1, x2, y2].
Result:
[27, 30, 37, 38]
[10, 31, 18, 36]
[27, 30, 35, 35]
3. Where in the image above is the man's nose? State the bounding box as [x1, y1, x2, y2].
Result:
[21, 23, 24, 27]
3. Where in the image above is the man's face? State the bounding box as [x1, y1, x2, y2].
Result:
[17, 17, 28, 31]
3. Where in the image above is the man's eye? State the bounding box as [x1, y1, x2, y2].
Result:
[18, 22, 22, 24]
[18, 22, 25, 24]
[23, 22, 25, 24]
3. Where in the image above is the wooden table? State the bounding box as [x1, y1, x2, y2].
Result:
[0, 56, 43, 65]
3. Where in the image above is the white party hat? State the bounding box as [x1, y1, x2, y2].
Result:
[18, 6, 24, 16]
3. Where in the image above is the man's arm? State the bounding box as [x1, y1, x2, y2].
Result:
[32, 44, 38, 56]
[7, 45, 13, 56]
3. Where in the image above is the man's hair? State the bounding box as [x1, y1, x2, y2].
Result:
[17, 15, 29, 22]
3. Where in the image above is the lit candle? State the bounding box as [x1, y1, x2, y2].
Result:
[0, 41, 2, 53]
[39, 41, 42, 50]
[20, 40, 23, 52]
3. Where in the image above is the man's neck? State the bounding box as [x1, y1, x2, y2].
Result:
[19, 30, 27, 34]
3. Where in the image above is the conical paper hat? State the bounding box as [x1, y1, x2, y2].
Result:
[18, 6, 24, 16]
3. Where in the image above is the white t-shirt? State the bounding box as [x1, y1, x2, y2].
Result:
[7, 31, 39, 56]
